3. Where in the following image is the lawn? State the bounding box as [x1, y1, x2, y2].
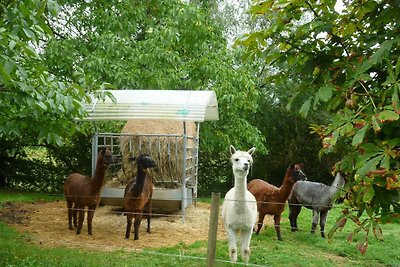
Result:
[0, 190, 399, 266]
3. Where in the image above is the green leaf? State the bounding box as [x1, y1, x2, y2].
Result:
[23, 27, 36, 41]
[357, 155, 384, 176]
[376, 110, 399, 122]
[385, 58, 396, 83]
[395, 56, 400, 78]
[47, 0, 60, 16]
[272, 0, 292, 9]
[36, 101, 47, 111]
[9, 40, 17, 50]
[371, 116, 381, 133]
[318, 85, 333, 102]
[248, 1, 274, 15]
[54, 134, 64, 146]
[380, 155, 390, 170]
[352, 123, 370, 147]
[370, 40, 395, 65]
[355, 143, 383, 169]
[342, 23, 356, 36]
[339, 123, 354, 136]
[0, 65, 12, 84]
[363, 185, 375, 203]
[299, 97, 312, 118]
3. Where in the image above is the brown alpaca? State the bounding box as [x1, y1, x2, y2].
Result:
[63, 147, 113, 235]
[124, 154, 156, 240]
[247, 164, 307, 241]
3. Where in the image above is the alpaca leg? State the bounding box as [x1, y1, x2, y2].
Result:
[133, 212, 143, 240]
[319, 210, 328, 238]
[226, 228, 238, 263]
[239, 228, 253, 264]
[87, 205, 96, 235]
[289, 204, 301, 232]
[125, 212, 133, 239]
[144, 201, 152, 233]
[274, 214, 282, 241]
[311, 210, 320, 234]
[76, 205, 85, 235]
[66, 200, 74, 230]
[72, 203, 78, 228]
[255, 212, 266, 235]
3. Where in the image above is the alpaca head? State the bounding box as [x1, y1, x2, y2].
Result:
[134, 154, 156, 169]
[288, 163, 307, 182]
[333, 172, 345, 188]
[229, 145, 256, 175]
[99, 147, 113, 167]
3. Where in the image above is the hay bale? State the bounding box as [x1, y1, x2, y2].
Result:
[107, 120, 197, 189]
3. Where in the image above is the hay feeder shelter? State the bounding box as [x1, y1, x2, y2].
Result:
[84, 90, 219, 221]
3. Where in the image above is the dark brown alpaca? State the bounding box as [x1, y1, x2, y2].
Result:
[63, 147, 113, 235]
[124, 154, 156, 240]
[247, 164, 307, 241]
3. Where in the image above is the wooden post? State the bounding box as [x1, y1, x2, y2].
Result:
[207, 192, 220, 267]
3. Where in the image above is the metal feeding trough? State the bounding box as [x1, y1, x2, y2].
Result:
[83, 90, 219, 221]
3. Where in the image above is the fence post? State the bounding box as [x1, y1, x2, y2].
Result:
[207, 192, 220, 267]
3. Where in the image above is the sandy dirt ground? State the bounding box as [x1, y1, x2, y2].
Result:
[0, 200, 230, 252]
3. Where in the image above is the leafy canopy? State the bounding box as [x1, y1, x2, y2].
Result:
[0, 0, 91, 145]
[1, 0, 267, 153]
[1, 0, 268, 191]
[44, 0, 266, 153]
[238, 0, 400, 253]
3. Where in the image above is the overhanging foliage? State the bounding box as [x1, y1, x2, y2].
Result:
[238, 0, 400, 253]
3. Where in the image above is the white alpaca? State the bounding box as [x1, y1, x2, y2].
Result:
[221, 145, 257, 264]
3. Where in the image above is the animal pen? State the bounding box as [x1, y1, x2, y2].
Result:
[83, 90, 219, 220]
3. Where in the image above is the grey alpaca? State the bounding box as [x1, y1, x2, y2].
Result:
[288, 172, 345, 238]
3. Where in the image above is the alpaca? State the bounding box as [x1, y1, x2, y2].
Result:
[247, 164, 307, 241]
[221, 145, 257, 264]
[288, 172, 345, 238]
[63, 147, 113, 235]
[124, 154, 156, 240]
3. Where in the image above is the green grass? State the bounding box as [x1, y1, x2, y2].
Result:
[0, 189, 63, 208]
[0, 190, 399, 266]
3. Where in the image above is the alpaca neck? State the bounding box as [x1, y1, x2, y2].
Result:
[328, 184, 339, 196]
[90, 161, 108, 192]
[278, 174, 295, 200]
[327, 174, 343, 196]
[132, 167, 147, 197]
[233, 171, 248, 200]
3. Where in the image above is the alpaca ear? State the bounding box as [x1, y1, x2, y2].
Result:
[247, 147, 256, 155]
[229, 145, 236, 155]
[100, 147, 106, 155]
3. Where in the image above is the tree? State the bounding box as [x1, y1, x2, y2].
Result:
[1, 0, 268, 191]
[0, 0, 94, 145]
[238, 0, 400, 253]
[249, 87, 335, 186]
[44, 0, 267, 166]
[0, 0, 96, 189]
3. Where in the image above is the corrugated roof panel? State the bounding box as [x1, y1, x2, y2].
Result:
[82, 90, 219, 122]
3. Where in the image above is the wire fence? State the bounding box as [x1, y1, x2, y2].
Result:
[1, 192, 349, 267]
[61, 193, 347, 210]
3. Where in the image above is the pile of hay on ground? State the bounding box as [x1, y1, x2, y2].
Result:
[105, 119, 197, 189]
